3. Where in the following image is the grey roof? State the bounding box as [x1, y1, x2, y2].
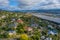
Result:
[32, 14, 60, 24]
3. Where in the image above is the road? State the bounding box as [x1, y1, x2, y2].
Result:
[32, 13, 60, 24]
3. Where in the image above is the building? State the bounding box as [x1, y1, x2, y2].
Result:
[17, 19, 23, 24]
[45, 37, 52, 40]
[8, 30, 16, 36]
[48, 30, 58, 35]
[24, 26, 33, 32]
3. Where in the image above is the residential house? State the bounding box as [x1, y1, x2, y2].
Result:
[17, 19, 23, 24]
[8, 30, 16, 36]
[45, 37, 52, 40]
[48, 30, 58, 35]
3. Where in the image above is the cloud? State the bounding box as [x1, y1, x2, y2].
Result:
[0, 0, 20, 10]
[0, 0, 60, 10]
[0, 0, 9, 6]
[17, 0, 60, 10]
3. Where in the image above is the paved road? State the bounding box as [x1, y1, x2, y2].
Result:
[32, 13, 60, 24]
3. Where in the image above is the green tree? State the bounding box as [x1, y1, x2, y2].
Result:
[20, 34, 29, 40]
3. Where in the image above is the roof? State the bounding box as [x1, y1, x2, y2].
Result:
[17, 19, 23, 23]
[48, 30, 58, 35]
[8, 22, 17, 27]
[8, 30, 16, 33]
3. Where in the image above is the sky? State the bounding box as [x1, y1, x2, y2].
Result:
[0, 0, 60, 10]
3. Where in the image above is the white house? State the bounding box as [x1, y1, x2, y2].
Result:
[45, 37, 52, 40]
[48, 30, 58, 35]
[48, 25, 53, 29]
[8, 30, 16, 36]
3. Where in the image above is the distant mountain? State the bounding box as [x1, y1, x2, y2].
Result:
[0, 9, 60, 14]
[14, 9, 60, 14]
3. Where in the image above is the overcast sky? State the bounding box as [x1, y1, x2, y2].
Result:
[0, 0, 60, 10]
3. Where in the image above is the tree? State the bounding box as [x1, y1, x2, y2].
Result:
[20, 34, 29, 40]
[31, 29, 41, 40]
